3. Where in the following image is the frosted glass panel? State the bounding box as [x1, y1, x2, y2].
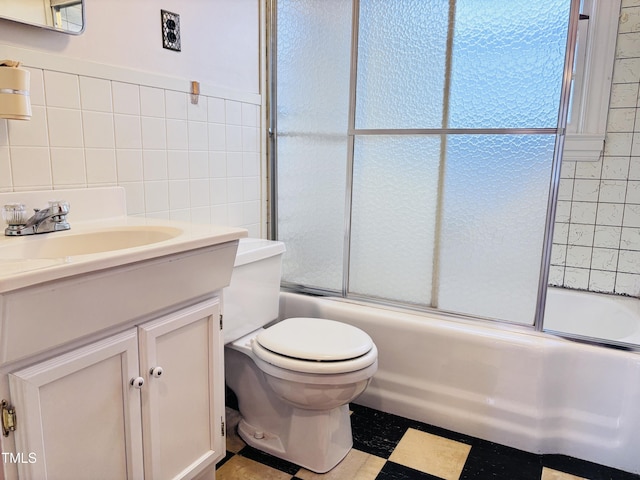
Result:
[349, 136, 440, 304]
[274, 0, 568, 326]
[438, 135, 556, 324]
[276, 0, 352, 290]
[277, 136, 348, 290]
[449, 1, 570, 129]
[355, 0, 449, 129]
[277, 0, 352, 134]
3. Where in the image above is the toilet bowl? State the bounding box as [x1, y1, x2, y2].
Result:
[223, 239, 378, 473]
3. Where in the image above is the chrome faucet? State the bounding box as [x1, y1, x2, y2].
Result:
[3, 201, 71, 236]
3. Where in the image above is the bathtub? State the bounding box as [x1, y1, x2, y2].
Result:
[278, 291, 640, 474]
[545, 287, 640, 345]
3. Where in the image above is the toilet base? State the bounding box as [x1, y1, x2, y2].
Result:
[236, 404, 353, 473]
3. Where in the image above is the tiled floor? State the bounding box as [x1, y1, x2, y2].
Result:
[216, 403, 640, 480]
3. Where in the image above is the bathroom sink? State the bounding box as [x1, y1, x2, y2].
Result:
[0, 226, 182, 259]
[0, 187, 247, 366]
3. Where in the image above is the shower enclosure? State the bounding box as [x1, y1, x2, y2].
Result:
[271, 1, 579, 329]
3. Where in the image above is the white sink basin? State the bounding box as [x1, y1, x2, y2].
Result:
[0, 226, 183, 259]
[0, 187, 247, 296]
[0, 188, 247, 366]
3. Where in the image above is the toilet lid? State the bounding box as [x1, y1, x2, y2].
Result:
[255, 317, 373, 362]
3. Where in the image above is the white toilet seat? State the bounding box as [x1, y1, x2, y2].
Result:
[252, 317, 377, 374]
[252, 338, 378, 375]
[257, 317, 374, 360]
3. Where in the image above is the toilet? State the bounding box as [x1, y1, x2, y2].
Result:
[223, 238, 378, 473]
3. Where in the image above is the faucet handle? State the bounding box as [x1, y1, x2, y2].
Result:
[48, 200, 70, 216]
[2, 203, 27, 226]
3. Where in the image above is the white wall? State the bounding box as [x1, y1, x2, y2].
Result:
[0, 0, 265, 237]
[0, 0, 259, 95]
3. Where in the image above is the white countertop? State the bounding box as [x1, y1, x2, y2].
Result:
[0, 216, 247, 293]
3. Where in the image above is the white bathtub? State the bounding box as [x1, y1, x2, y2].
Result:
[545, 287, 640, 345]
[279, 291, 640, 474]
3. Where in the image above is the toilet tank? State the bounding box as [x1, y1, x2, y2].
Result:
[223, 238, 286, 343]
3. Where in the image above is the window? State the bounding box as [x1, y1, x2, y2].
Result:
[564, 0, 621, 161]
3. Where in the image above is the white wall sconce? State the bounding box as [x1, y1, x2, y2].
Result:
[0, 60, 31, 120]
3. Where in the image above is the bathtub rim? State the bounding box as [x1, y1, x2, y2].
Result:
[281, 284, 640, 352]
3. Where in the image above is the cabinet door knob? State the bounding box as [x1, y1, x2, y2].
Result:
[130, 377, 145, 389]
[150, 366, 164, 378]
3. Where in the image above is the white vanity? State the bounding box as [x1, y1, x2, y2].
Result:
[0, 188, 247, 480]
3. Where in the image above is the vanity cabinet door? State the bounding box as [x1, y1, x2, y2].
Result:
[138, 298, 225, 480]
[8, 329, 144, 480]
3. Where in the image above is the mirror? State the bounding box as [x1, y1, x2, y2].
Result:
[0, 0, 84, 35]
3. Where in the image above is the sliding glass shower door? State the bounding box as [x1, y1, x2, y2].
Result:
[274, 0, 352, 293]
[273, 0, 576, 325]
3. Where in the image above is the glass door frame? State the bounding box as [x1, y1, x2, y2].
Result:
[267, 0, 582, 333]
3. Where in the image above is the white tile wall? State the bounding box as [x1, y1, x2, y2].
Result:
[0, 69, 262, 237]
[551, 2, 640, 297]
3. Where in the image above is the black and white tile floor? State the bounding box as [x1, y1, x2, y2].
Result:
[216, 404, 640, 480]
